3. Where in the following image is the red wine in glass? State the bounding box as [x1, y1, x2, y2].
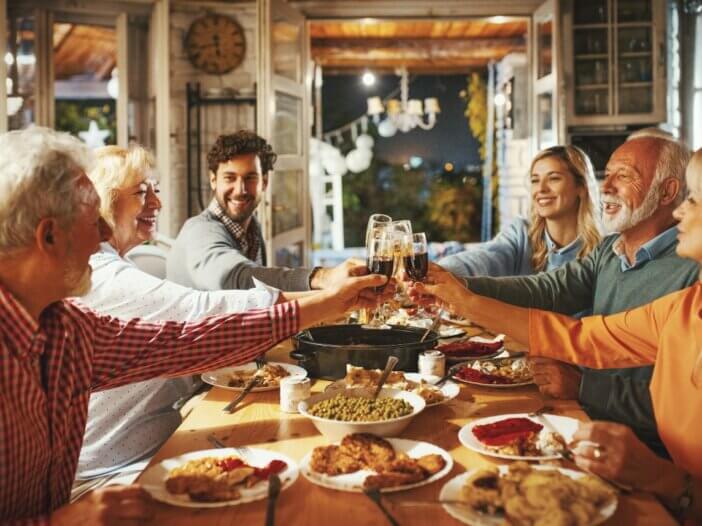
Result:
[367, 256, 395, 292]
[404, 252, 428, 281]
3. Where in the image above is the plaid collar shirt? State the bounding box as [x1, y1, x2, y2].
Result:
[208, 199, 264, 265]
[0, 283, 298, 523]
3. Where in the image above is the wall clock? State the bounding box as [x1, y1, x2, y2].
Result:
[185, 14, 246, 75]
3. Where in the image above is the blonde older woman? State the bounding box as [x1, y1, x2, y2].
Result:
[75, 145, 287, 481]
[411, 148, 702, 521]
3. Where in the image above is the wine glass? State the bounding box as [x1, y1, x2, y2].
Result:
[360, 214, 392, 325]
[405, 233, 428, 282]
[365, 214, 392, 247]
[388, 220, 413, 310]
[365, 232, 395, 327]
[404, 232, 429, 318]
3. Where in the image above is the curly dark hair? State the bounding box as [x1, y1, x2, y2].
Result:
[207, 130, 277, 175]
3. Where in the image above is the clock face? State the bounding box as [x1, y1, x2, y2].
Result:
[185, 14, 246, 75]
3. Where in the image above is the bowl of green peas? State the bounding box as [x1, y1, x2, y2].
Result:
[298, 387, 426, 441]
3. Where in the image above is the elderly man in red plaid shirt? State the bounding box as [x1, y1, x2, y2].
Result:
[0, 127, 389, 525]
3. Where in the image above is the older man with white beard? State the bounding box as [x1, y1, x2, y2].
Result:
[450, 133, 697, 457]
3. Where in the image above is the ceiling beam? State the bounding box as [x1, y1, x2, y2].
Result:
[311, 37, 525, 71]
[291, 0, 542, 18]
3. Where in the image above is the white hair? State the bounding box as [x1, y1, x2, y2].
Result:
[0, 126, 95, 256]
[627, 131, 691, 208]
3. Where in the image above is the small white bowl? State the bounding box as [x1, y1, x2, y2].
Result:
[298, 387, 426, 442]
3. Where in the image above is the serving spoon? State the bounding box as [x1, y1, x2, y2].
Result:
[373, 356, 399, 399]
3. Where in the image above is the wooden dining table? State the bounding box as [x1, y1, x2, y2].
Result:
[138, 329, 676, 525]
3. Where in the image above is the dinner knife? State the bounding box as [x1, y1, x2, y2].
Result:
[265, 473, 281, 526]
[222, 376, 260, 413]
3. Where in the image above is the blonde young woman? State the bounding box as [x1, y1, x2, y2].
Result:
[75, 145, 389, 484]
[410, 148, 702, 522]
[439, 145, 601, 277]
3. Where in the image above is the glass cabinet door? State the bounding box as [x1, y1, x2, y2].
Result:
[615, 0, 654, 114]
[571, 0, 609, 117]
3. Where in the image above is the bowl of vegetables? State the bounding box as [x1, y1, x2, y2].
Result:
[298, 388, 426, 442]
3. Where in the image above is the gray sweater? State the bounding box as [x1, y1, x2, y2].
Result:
[167, 209, 314, 291]
[466, 228, 700, 456]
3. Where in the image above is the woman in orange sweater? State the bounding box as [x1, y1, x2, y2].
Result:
[410, 148, 702, 521]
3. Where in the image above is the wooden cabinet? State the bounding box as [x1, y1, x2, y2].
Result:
[563, 0, 666, 126]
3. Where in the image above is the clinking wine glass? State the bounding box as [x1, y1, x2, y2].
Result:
[360, 214, 392, 324]
[365, 233, 395, 327]
[404, 233, 429, 317]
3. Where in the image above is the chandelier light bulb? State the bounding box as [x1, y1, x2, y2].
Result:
[361, 70, 376, 87]
[365, 66, 438, 135]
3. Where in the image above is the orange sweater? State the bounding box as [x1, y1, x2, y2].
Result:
[529, 281, 702, 477]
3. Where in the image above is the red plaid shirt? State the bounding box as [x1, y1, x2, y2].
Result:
[0, 285, 298, 524]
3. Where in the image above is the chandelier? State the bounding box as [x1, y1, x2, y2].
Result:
[366, 67, 440, 137]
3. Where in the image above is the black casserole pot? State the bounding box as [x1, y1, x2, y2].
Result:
[290, 324, 439, 380]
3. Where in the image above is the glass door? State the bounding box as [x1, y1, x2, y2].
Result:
[614, 0, 654, 115]
[257, 0, 311, 267]
[532, 0, 564, 152]
[572, 0, 610, 116]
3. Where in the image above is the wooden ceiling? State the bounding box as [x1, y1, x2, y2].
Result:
[310, 19, 527, 74]
[53, 23, 116, 81]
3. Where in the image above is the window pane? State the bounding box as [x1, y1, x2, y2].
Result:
[272, 17, 301, 82]
[537, 19, 553, 79]
[273, 91, 301, 155]
[272, 168, 303, 236]
[7, 15, 36, 130]
[53, 22, 116, 147]
[275, 241, 303, 267]
[537, 93, 554, 149]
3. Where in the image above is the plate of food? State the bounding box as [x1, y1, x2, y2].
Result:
[440, 462, 617, 526]
[437, 336, 504, 362]
[451, 356, 533, 388]
[459, 413, 578, 461]
[201, 362, 306, 392]
[140, 447, 298, 508]
[301, 433, 452, 493]
[440, 312, 473, 327]
[325, 365, 460, 406]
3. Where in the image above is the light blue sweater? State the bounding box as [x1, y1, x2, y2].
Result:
[438, 217, 583, 278]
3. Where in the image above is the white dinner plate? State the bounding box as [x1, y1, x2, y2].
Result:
[458, 413, 580, 461]
[440, 465, 617, 526]
[324, 372, 460, 407]
[300, 438, 453, 493]
[437, 326, 467, 339]
[440, 312, 473, 327]
[140, 447, 299, 508]
[201, 362, 307, 392]
[450, 361, 533, 388]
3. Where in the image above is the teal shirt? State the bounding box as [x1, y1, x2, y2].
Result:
[466, 226, 700, 457]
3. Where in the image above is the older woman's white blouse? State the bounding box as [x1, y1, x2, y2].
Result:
[73, 242, 279, 479]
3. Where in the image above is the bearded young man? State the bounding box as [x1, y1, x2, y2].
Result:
[0, 127, 387, 524]
[168, 130, 353, 291]
[439, 133, 696, 457]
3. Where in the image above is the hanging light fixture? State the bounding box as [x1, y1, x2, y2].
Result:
[366, 67, 440, 137]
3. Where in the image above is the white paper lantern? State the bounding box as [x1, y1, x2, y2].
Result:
[324, 154, 348, 176]
[355, 133, 374, 150]
[356, 147, 373, 163]
[346, 149, 372, 173]
[377, 118, 397, 138]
